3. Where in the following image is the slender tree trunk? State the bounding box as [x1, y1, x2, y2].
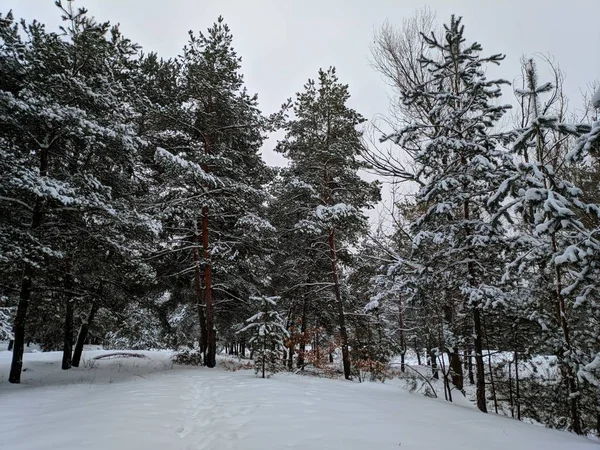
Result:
[261, 308, 267, 379]
[72, 302, 99, 367]
[297, 297, 308, 369]
[8, 340, 14, 351]
[240, 338, 246, 359]
[551, 236, 582, 434]
[202, 205, 216, 368]
[596, 393, 600, 437]
[514, 346, 521, 420]
[328, 227, 351, 380]
[508, 360, 515, 418]
[415, 339, 421, 365]
[530, 85, 581, 433]
[473, 308, 488, 413]
[315, 327, 320, 364]
[483, 317, 498, 414]
[398, 293, 406, 373]
[62, 298, 73, 370]
[9, 273, 33, 383]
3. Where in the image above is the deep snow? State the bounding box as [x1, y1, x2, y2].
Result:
[0, 348, 597, 450]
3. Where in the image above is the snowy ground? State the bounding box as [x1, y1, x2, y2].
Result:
[0, 349, 597, 450]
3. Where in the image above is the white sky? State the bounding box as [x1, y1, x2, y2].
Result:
[4, 0, 600, 219]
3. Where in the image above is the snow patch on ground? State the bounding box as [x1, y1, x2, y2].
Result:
[0, 349, 596, 449]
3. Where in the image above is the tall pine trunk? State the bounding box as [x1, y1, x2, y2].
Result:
[328, 227, 351, 380]
[72, 302, 99, 367]
[193, 224, 207, 358]
[202, 205, 216, 368]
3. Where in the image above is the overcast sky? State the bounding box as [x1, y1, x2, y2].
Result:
[6, 0, 600, 166]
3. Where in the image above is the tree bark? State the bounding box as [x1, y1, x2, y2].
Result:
[61, 298, 73, 370]
[328, 227, 351, 380]
[473, 308, 488, 412]
[202, 205, 216, 368]
[449, 347, 463, 391]
[9, 273, 32, 383]
[192, 224, 207, 359]
[551, 236, 582, 434]
[72, 302, 99, 367]
[415, 339, 421, 365]
[483, 317, 498, 413]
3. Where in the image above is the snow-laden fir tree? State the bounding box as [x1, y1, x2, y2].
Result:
[275, 67, 380, 379]
[238, 295, 289, 378]
[384, 16, 513, 412]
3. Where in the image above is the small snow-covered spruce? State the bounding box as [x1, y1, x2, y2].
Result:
[238, 296, 289, 378]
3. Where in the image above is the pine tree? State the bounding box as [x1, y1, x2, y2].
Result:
[492, 59, 600, 433]
[239, 295, 288, 378]
[384, 16, 513, 411]
[275, 67, 380, 379]
[0, 2, 158, 382]
[151, 17, 275, 367]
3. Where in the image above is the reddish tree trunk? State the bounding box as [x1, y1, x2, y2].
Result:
[202, 205, 216, 368]
[193, 227, 207, 359]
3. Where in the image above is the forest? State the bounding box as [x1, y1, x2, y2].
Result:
[1, 0, 599, 439]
